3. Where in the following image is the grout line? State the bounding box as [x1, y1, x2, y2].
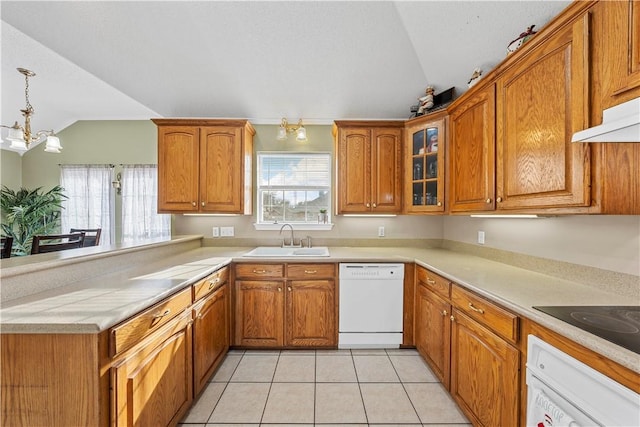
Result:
[258, 350, 281, 424]
[205, 352, 244, 424]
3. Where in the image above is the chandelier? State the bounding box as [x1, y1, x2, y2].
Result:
[277, 118, 308, 142]
[1, 68, 62, 153]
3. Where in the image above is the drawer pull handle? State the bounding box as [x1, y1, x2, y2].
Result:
[442, 310, 447, 316]
[468, 303, 485, 314]
[153, 309, 171, 319]
[253, 269, 266, 274]
[304, 270, 317, 274]
[208, 278, 220, 290]
[426, 278, 436, 285]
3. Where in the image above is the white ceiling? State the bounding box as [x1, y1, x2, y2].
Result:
[1, 0, 570, 148]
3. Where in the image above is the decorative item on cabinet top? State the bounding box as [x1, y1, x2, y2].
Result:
[409, 87, 455, 118]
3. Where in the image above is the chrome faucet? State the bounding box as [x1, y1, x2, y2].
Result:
[279, 223, 300, 247]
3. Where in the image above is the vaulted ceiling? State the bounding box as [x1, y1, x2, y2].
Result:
[1, 1, 570, 147]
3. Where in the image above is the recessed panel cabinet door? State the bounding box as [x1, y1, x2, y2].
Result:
[415, 284, 451, 389]
[157, 126, 200, 212]
[496, 16, 591, 210]
[449, 85, 496, 212]
[372, 128, 403, 212]
[193, 283, 229, 395]
[450, 310, 519, 427]
[235, 280, 284, 347]
[200, 126, 243, 213]
[286, 280, 336, 347]
[338, 128, 372, 213]
[112, 311, 193, 427]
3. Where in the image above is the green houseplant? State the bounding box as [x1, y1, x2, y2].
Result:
[0, 185, 66, 256]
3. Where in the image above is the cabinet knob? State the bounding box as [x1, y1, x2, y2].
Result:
[485, 198, 492, 204]
[450, 315, 455, 322]
[442, 310, 448, 316]
[201, 201, 206, 207]
[278, 287, 282, 292]
[366, 203, 371, 208]
[192, 201, 197, 207]
[496, 197, 502, 203]
[287, 286, 292, 292]
[437, 201, 442, 207]
[372, 203, 377, 208]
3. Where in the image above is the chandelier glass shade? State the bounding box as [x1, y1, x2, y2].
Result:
[1, 68, 62, 153]
[277, 118, 308, 142]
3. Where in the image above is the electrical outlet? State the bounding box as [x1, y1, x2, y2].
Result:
[378, 226, 385, 237]
[478, 231, 485, 245]
[212, 227, 220, 237]
[220, 226, 235, 237]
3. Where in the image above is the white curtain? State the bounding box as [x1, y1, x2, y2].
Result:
[121, 165, 171, 243]
[60, 165, 115, 245]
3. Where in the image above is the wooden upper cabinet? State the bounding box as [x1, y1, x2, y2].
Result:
[495, 14, 591, 210]
[334, 121, 403, 214]
[153, 119, 254, 214]
[448, 83, 496, 213]
[200, 126, 243, 213]
[157, 126, 200, 212]
[592, 0, 640, 105]
[405, 111, 447, 214]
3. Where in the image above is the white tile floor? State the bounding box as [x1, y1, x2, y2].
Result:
[179, 348, 471, 427]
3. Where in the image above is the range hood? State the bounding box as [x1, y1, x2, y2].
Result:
[572, 97, 640, 143]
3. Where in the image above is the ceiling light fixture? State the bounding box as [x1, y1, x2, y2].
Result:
[1, 68, 62, 153]
[277, 118, 308, 142]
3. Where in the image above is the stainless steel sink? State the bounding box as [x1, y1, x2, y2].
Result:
[242, 246, 330, 257]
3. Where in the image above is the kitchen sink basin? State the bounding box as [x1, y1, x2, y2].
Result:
[242, 246, 330, 257]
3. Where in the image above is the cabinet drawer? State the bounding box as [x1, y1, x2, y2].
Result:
[193, 266, 229, 302]
[451, 285, 519, 343]
[235, 263, 284, 279]
[110, 287, 192, 356]
[287, 263, 335, 279]
[416, 266, 451, 300]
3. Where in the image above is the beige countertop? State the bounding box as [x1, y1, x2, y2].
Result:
[1, 243, 638, 373]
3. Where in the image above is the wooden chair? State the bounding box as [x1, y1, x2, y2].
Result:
[1, 236, 13, 258]
[70, 228, 102, 247]
[31, 233, 85, 255]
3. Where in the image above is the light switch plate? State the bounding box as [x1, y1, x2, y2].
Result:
[478, 231, 485, 245]
[212, 227, 220, 237]
[378, 226, 385, 237]
[220, 226, 235, 237]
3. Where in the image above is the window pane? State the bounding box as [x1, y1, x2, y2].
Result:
[257, 153, 331, 224]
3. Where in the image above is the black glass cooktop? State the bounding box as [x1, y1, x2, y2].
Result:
[533, 306, 640, 354]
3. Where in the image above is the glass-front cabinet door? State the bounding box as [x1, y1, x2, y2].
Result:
[404, 112, 447, 213]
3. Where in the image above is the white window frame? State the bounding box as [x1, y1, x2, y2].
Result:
[254, 152, 333, 231]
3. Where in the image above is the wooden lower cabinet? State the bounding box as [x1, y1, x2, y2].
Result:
[286, 280, 336, 347]
[415, 283, 451, 388]
[450, 309, 519, 427]
[111, 310, 193, 427]
[235, 280, 285, 346]
[234, 263, 337, 348]
[193, 282, 230, 395]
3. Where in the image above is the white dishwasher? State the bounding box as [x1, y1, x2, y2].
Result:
[339, 263, 404, 349]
